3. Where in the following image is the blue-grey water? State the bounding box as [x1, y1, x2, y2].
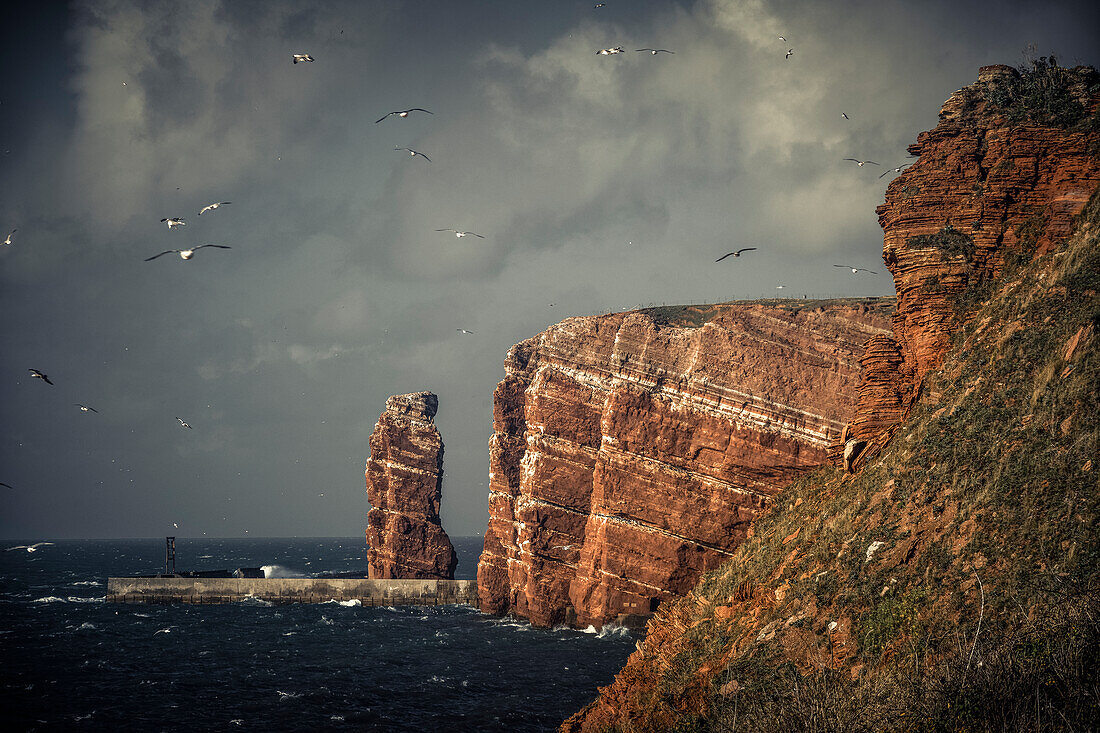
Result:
[0, 537, 634, 731]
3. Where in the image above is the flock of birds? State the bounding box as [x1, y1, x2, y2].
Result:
[3, 5, 905, 524]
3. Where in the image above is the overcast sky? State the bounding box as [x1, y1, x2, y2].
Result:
[1, 0, 1096, 541]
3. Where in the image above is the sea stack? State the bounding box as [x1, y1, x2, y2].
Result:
[365, 392, 458, 579]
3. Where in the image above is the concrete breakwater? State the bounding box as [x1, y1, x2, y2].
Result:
[106, 577, 478, 605]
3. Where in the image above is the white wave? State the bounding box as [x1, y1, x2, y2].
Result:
[428, 675, 446, 683]
[276, 690, 301, 701]
[319, 615, 334, 626]
[71, 581, 100, 587]
[330, 715, 345, 722]
[581, 625, 599, 634]
[67, 596, 104, 604]
[597, 623, 631, 639]
[33, 596, 67, 603]
[240, 595, 273, 607]
[282, 631, 297, 636]
[261, 564, 308, 579]
[329, 598, 360, 607]
[77, 622, 97, 631]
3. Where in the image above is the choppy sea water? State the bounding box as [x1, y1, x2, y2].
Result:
[0, 537, 634, 731]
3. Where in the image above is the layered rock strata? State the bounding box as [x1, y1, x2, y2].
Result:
[477, 301, 893, 627]
[365, 392, 458, 580]
[846, 64, 1100, 456]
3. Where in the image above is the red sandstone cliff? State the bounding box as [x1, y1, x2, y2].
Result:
[477, 301, 893, 628]
[365, 391, 458, 580]
[846, 63, 1100, 464]
[561, 64, 1100, 732]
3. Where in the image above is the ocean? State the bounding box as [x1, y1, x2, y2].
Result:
[0, 537, 635, 731]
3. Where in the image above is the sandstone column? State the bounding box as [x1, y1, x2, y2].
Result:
[365, 391, 458, 579]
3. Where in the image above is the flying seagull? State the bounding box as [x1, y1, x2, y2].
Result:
[3, 229, 14, 245]
[374, 108, 433, 123]
[29, 369, 53, 385]
[394, 146, 430, 162]
[176, 417, 192, 429]
[0, 482, 13, 489]
[161, 217, 186, 229]
[6, 543, 54, 552]
[785, 48, 794, 59]
[636, 48, 674, 55]
[596, 46, 625, 55]
[292, 53, 314, 64]
[198, 202, 231, 215]
[843, 158, 879, 167]
[435, 229, 485, 238]
[879, 163, 912, 178]
[456, 328, 474, 334]
[779, 35, 788, 42]
[841, 112, 849, 120]
[75, 404, 99, 413]
[145, 244, 231, 261]
[715, 248, 757, 262]
[834, 264, 878, 274]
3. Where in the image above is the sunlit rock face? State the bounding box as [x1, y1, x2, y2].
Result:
[476, 301, 893, 627]
[847, 64, 1100, 456]
[365, 392, 458, 580]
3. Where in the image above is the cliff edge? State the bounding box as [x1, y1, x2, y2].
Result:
[477, 300, 893, 628]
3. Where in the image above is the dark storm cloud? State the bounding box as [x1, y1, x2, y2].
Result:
[1, 0, 1096, 539]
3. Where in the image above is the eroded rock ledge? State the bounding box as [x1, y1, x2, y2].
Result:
[365, 392, 458, 580]
[476, 301, 893, 627]
[846, 64, 1100, 464]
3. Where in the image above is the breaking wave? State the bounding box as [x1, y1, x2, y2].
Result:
[261, 564, 308, 578]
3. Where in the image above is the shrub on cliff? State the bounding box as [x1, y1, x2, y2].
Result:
[984, 55, 1099, 128]
[904, 225, 975, 261]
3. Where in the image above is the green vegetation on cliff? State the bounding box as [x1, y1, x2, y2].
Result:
[587, 192, 1100, 732]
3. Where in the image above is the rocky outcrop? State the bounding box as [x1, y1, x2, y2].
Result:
[846, 64, 1100, 453]
[562, 64, 1100, 732]
[365, 392, 457, 580]
[477, 301, 893, 628]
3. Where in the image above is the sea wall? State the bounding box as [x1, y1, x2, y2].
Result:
[106, 577, 477, 605]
